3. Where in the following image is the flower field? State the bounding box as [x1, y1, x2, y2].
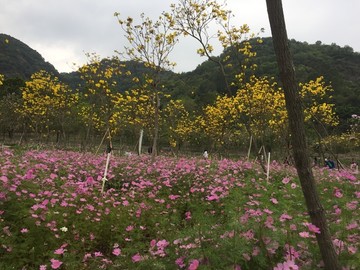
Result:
[0, 149, 358, 269]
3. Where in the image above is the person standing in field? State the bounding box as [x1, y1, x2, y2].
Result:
[203, 150, 209, 160]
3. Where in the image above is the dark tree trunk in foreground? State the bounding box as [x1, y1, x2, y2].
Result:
[265, 1, 341, 269]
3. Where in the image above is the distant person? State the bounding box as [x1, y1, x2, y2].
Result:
[350, 160, 359, 174]
[325, 158, 335, 169]
[203, 150, 209, 160]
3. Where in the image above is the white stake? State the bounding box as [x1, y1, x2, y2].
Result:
[266, 152, 271, 182]
[138, 129, 144, 155]
[101, 149, 111, 193]
[247, 135, 252, 161]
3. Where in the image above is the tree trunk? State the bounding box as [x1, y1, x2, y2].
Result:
[265, 1, 341, 269]
[151, 91, 159, 162]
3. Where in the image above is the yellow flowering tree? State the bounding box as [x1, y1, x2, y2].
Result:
[165, 0, 261, 95]
[77, 54, 124, 142]
[300, 76, 338, 126]
[119, 87, 154, 140]
[232, 75, 338, 156]
[115, 11, 179, 158]
[196, 94, 242, 149]
[162, 99, 195, 151]
[19, 70, 78, 140]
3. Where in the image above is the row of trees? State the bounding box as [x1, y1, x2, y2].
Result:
[0, 0, 341, 159]
[0, 61, 337, 154]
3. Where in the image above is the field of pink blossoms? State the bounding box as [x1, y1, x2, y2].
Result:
[0, 149, 359, 270]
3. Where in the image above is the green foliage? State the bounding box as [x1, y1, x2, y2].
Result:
[0, 34, 58, 79]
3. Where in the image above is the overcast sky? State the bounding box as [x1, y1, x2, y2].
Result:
[1, 0, 359, 73]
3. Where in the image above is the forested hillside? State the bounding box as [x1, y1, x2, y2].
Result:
[0, 34, 58, 79]
[173, 37, 360, 121]
[1, 34, 359, 115]
[1, 34, 359, 138]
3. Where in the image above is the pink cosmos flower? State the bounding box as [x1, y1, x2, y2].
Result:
[346, 222, 358, 230]
[169, 194, 180, 200]
[0, 175, 8, 184]
[50, 259, 62, 269]
[94, 251, 103, 257]
[132, 253, 143, 262]
[54, 248, 65, 255]
[333, 188, 343, 198]
[206, 194, 219, 201]
[346, 201, 358, 210]
[306, 223, 321, 234]
[175, 256, 186, 268]
[21, 228, 29, 233]
[270, 198, 278, 204]
[347, 245, 357, 254]
[185, 211, 192, 220]
[299, 231, 310, 238]
[283, 259, 299, 270]
[39, 265, 47, 270]
[188, 259, 199, 270]
[126, 225, 134, 231]
[282, 177, 291, 184]
[279, 213, 292, 222]
[273, 260, 299, 270]
[112, 248, 121, 256]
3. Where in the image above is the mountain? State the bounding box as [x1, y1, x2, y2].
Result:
[0, 33, 58, 79]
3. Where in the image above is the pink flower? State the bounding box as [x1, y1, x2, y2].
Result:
[188, 259, 199, 270]
[346, 222, 358, 230]
[206, 194, 219, 201]
[94, 251, 103, 257]
[279, 213, 292, 222]
[126, 225, 134, 231]
[273, 260, 299, 270]
[54, 248, 65, 255]
[169, 194, 180, 200]
[39, 265, 47, 270]
[112, 248, 121, 256]
[282, 177, 291, 184]
[299, 231, 310, 238]
[185, 211, 192, 220]
[333, 188, 343, 198]
[132, 253, 143, 262]
[347, 245, 357, 254]
[50, 259, 62, 269]
[270, 198, 278, 204]
[21, 228, 29, 233]
[306, 223, 321, 234]
[157, 239, 169, 248]
[346, 201, 358, 210]
[175, 256, 186, 268]
[283, 260, 299, 270]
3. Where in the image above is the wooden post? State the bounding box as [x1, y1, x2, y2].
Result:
[266, 152, 271, 182]
[138, 129, 144, 155]
[247, 135, 252, 161]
